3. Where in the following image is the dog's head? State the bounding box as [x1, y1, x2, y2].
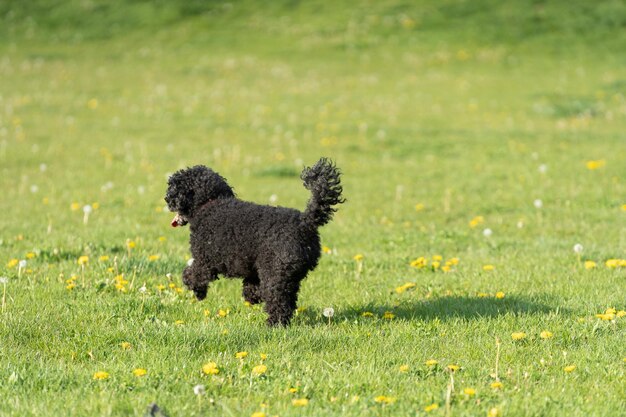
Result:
[165, 165, 234, 227]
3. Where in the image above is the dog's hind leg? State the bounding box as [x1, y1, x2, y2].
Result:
[242, 273, 262, 305]
[260, 273, 302, 326]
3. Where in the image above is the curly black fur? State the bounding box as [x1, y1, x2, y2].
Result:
[165, 158, 344, 326]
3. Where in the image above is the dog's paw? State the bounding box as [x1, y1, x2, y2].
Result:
[194, 286, 208, 301]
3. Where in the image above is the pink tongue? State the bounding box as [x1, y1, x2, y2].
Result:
[171, 217, 179, 227]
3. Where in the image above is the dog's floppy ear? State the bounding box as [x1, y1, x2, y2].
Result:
[191, 166, 235, 203]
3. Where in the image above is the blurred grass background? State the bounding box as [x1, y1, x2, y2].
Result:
[0, 1, 625, 416]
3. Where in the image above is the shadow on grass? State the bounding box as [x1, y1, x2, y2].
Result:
[296, 294, 562, 325]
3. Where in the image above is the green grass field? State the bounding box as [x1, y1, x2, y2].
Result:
[1, 1, 626, 416]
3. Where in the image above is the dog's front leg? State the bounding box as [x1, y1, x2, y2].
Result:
[182, 259, 215, 300]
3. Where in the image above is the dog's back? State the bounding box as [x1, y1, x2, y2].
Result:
[190, 200, 321, 278]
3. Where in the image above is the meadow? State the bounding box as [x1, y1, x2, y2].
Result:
[1, 1, 625, 416]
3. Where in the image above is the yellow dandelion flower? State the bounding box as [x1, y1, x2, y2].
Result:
[432, 255, 443, 262]
[586, 160, 605, 170]
[441, 265, 451, 272]
[260, 353, 268, 361]
[415, 203, 425, 212]
[289, 387, 299, 393]
[251, 412, 266, 417]
[361, 311, 374, 317]
[99, 255, 109, 262]
[564, 365, 576, 373]
[132, 368, 147, 377]
[616, 310, 626, 318]
[126, 240, 136, 249]
[174, 320, 184, 325]
[148, 255, 160, 261]
[93, 371, 109, 380]
[447, 257, 460, 265]
[121, 342, 131, 350]
[66, 283, 76, 290]
[292, 398, 309, 407]
[495, 291, 505, 299]
[469, 216, 484, 228]
[605, 308, 617, 315]
[158, 236, 167, 242]
[70, 202, 81, 211]
[235, 351, 248, 359]
[156, 284, 166, 291]
[395, 282, 416, 294]
[322, 246, 332, 254]
[7, 259, 19, 268]
[353, 254, 364, 262]
[217, 309, 229, 318]
[424, 403, 439, 412]
[399, 364, 409, 373]
[431, 261, 440, 270]
[77, 256, 89, 265]
[621, 204, 626, 211]
[383, 311, 395, 320]
[252, 364, 267, 376]
[482, 264, 495, 271]
[477, 292, 489, 298]
[605, 259, 618, 268]
[490, 381, 503, 390]
[87, 98, 99, 109]
[25, 252, 36, 259]
[374, 396, 396, 404]
[92, 202, 99, 210]
[463, 387, 476, 396]
[511, 332, 527, 341]
[425, 359, 438, 366]
[596, 313, 615, 321]
[584, 260, 597, 270]
[446, 364, 460, 372]
[410, 256, 427, 268]
[202, 362, 219, 375]
[540, 331, 553, 339]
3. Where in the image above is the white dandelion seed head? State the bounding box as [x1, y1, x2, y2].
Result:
[193, 384, 206, 396]
[166, 273, 172, 279]
[322, 307, 335, 318]
[0, 276, 8, 284]
[101, 181, 114, 192]
[139, 284, 147, 294]
[483, 228, 493, 237]
[573, 244, 583, 254]
[137, 186, 145, 195]
[30, 185, 39, 193]
[39, 163, 47, 172]
[538, 164, 547, 174]
[187, 258, 194, 267]
[533, 199, 543, 209]
[83, 204, 92, 214]
[269, 194, 278, 204]
[18, 260, 27, 268]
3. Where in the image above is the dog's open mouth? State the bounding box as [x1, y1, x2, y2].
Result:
[171, 214, 188, 227]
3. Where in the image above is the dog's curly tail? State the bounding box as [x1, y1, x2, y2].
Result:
[301, 157, 344, 227]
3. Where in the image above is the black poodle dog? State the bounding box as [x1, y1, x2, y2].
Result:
[165, 158, 344, 326]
